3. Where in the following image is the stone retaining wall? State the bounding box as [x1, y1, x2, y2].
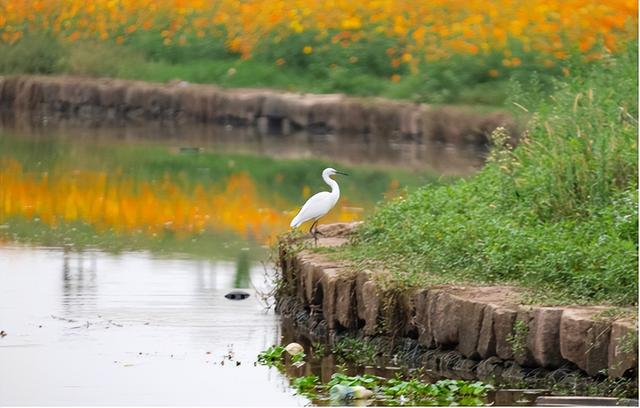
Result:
[276, 222, 638, 380]
[0, 75, 517, 145]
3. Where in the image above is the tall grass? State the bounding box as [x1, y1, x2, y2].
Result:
[345, 44, 638, 305]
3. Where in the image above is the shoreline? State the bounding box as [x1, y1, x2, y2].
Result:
[0, 75, 517, 146]
[275, 222, 638, 388]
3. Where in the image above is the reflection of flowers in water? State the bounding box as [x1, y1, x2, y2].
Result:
[0, 159, 361, 244]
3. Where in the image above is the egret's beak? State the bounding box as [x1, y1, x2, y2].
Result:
[336, 171, 349, 176]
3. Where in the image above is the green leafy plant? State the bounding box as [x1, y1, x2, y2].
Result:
[507, 319, 529, 358]
[311, 342, 327, 358]
[291, 375, 320, 397]
[332, 337, 377, 365]
[257, 345, 285, 367]
[326, 373, 384, 389]
[290, 351, 306, 365]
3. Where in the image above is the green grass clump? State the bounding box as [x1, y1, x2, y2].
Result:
[343, 44, 638, 305]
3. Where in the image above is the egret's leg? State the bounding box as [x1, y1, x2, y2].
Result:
[309, 220, 319, 246]
[308, 220, 318, 235]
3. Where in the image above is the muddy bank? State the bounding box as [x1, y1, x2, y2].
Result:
[275, 222, 638, 389]
[0, 75, 517, 146]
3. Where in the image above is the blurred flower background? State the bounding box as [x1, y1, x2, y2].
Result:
[0, 0, 636, 104]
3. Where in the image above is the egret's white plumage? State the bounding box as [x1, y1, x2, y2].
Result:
[290, 168, 347, 234]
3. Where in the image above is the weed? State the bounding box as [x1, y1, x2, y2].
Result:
[0, 32, 67, 74]
[507, 319, 529, 358]
[311, 342, 327, 359]
[256, 345, 285, 367]
[327, 373, 384, 389]
[332, 337, 377, 365]
[291, 375, 320, 397]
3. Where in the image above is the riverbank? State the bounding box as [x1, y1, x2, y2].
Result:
[338, 44, 638, 306]
[0, 75, 516, 147]
[276, 223, 637, 395]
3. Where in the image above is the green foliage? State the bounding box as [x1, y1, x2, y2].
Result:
[253, 28, 406, 78]
[0, 31, 67, 74]
[292, 372, 494, 405]
[332, 337, 377, 365]
[125, 27, 236, 64]
[343, 43, 638, 305]
[381, 378, 493, 406]
[507, 319, 529, 358]
[327, 373, 384, 389]
[310, 342, 327, 358]
[256, 345, 285, 367]
[291, 375, 320, 397]
[257, 345, 307, 368]
[66, 41, 148, 77]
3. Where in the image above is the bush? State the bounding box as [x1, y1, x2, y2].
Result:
[0, 32, 67, 74]
[346, 43, 638, 305]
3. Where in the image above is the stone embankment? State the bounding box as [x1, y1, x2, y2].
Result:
[0, 75, 516, 145]
[276, 222, 637, 382]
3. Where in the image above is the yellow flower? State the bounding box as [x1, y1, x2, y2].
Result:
[390, 74, 401, 82]
[303, 45, 313, 54]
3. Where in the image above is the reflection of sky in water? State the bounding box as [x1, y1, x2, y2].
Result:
[0, 246, 307, 406]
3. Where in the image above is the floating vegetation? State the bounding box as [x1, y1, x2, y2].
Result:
[257, 345, 495, 405]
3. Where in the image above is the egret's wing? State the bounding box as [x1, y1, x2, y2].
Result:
[290, 191, 333, 227]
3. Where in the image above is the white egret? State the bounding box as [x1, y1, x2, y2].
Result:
[290, 167, 348, 242]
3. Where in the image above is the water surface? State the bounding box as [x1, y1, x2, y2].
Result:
[0, 122, 486, 405]
[0, 245, 305, 406]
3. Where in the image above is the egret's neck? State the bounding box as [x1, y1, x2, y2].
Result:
[323, 173, 340, 197]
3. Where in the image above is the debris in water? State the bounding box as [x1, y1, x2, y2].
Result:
[284, 342, 304, 356]
[225, 290, 250, 300]
[329, 384, 373, 401]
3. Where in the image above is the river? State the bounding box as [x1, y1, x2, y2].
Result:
[0, 121, 486, 405]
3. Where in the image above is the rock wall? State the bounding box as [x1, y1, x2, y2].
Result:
[276, 222, 638, 381]
[0, 75, 517, 145]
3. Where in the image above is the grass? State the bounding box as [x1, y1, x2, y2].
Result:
[0, 31, 577, 106]
[338, 43, 638, 306]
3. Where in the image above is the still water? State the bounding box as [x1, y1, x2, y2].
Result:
[0, 122, 485, 405]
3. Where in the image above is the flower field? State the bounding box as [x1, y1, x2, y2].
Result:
[1, 0, 637, 90]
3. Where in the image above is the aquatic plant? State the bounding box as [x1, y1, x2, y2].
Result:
[256, 345, 285, 367]
[291, 375, 320, 398]
[332, 336, 377, 365]
[289, 372, 495, 405]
